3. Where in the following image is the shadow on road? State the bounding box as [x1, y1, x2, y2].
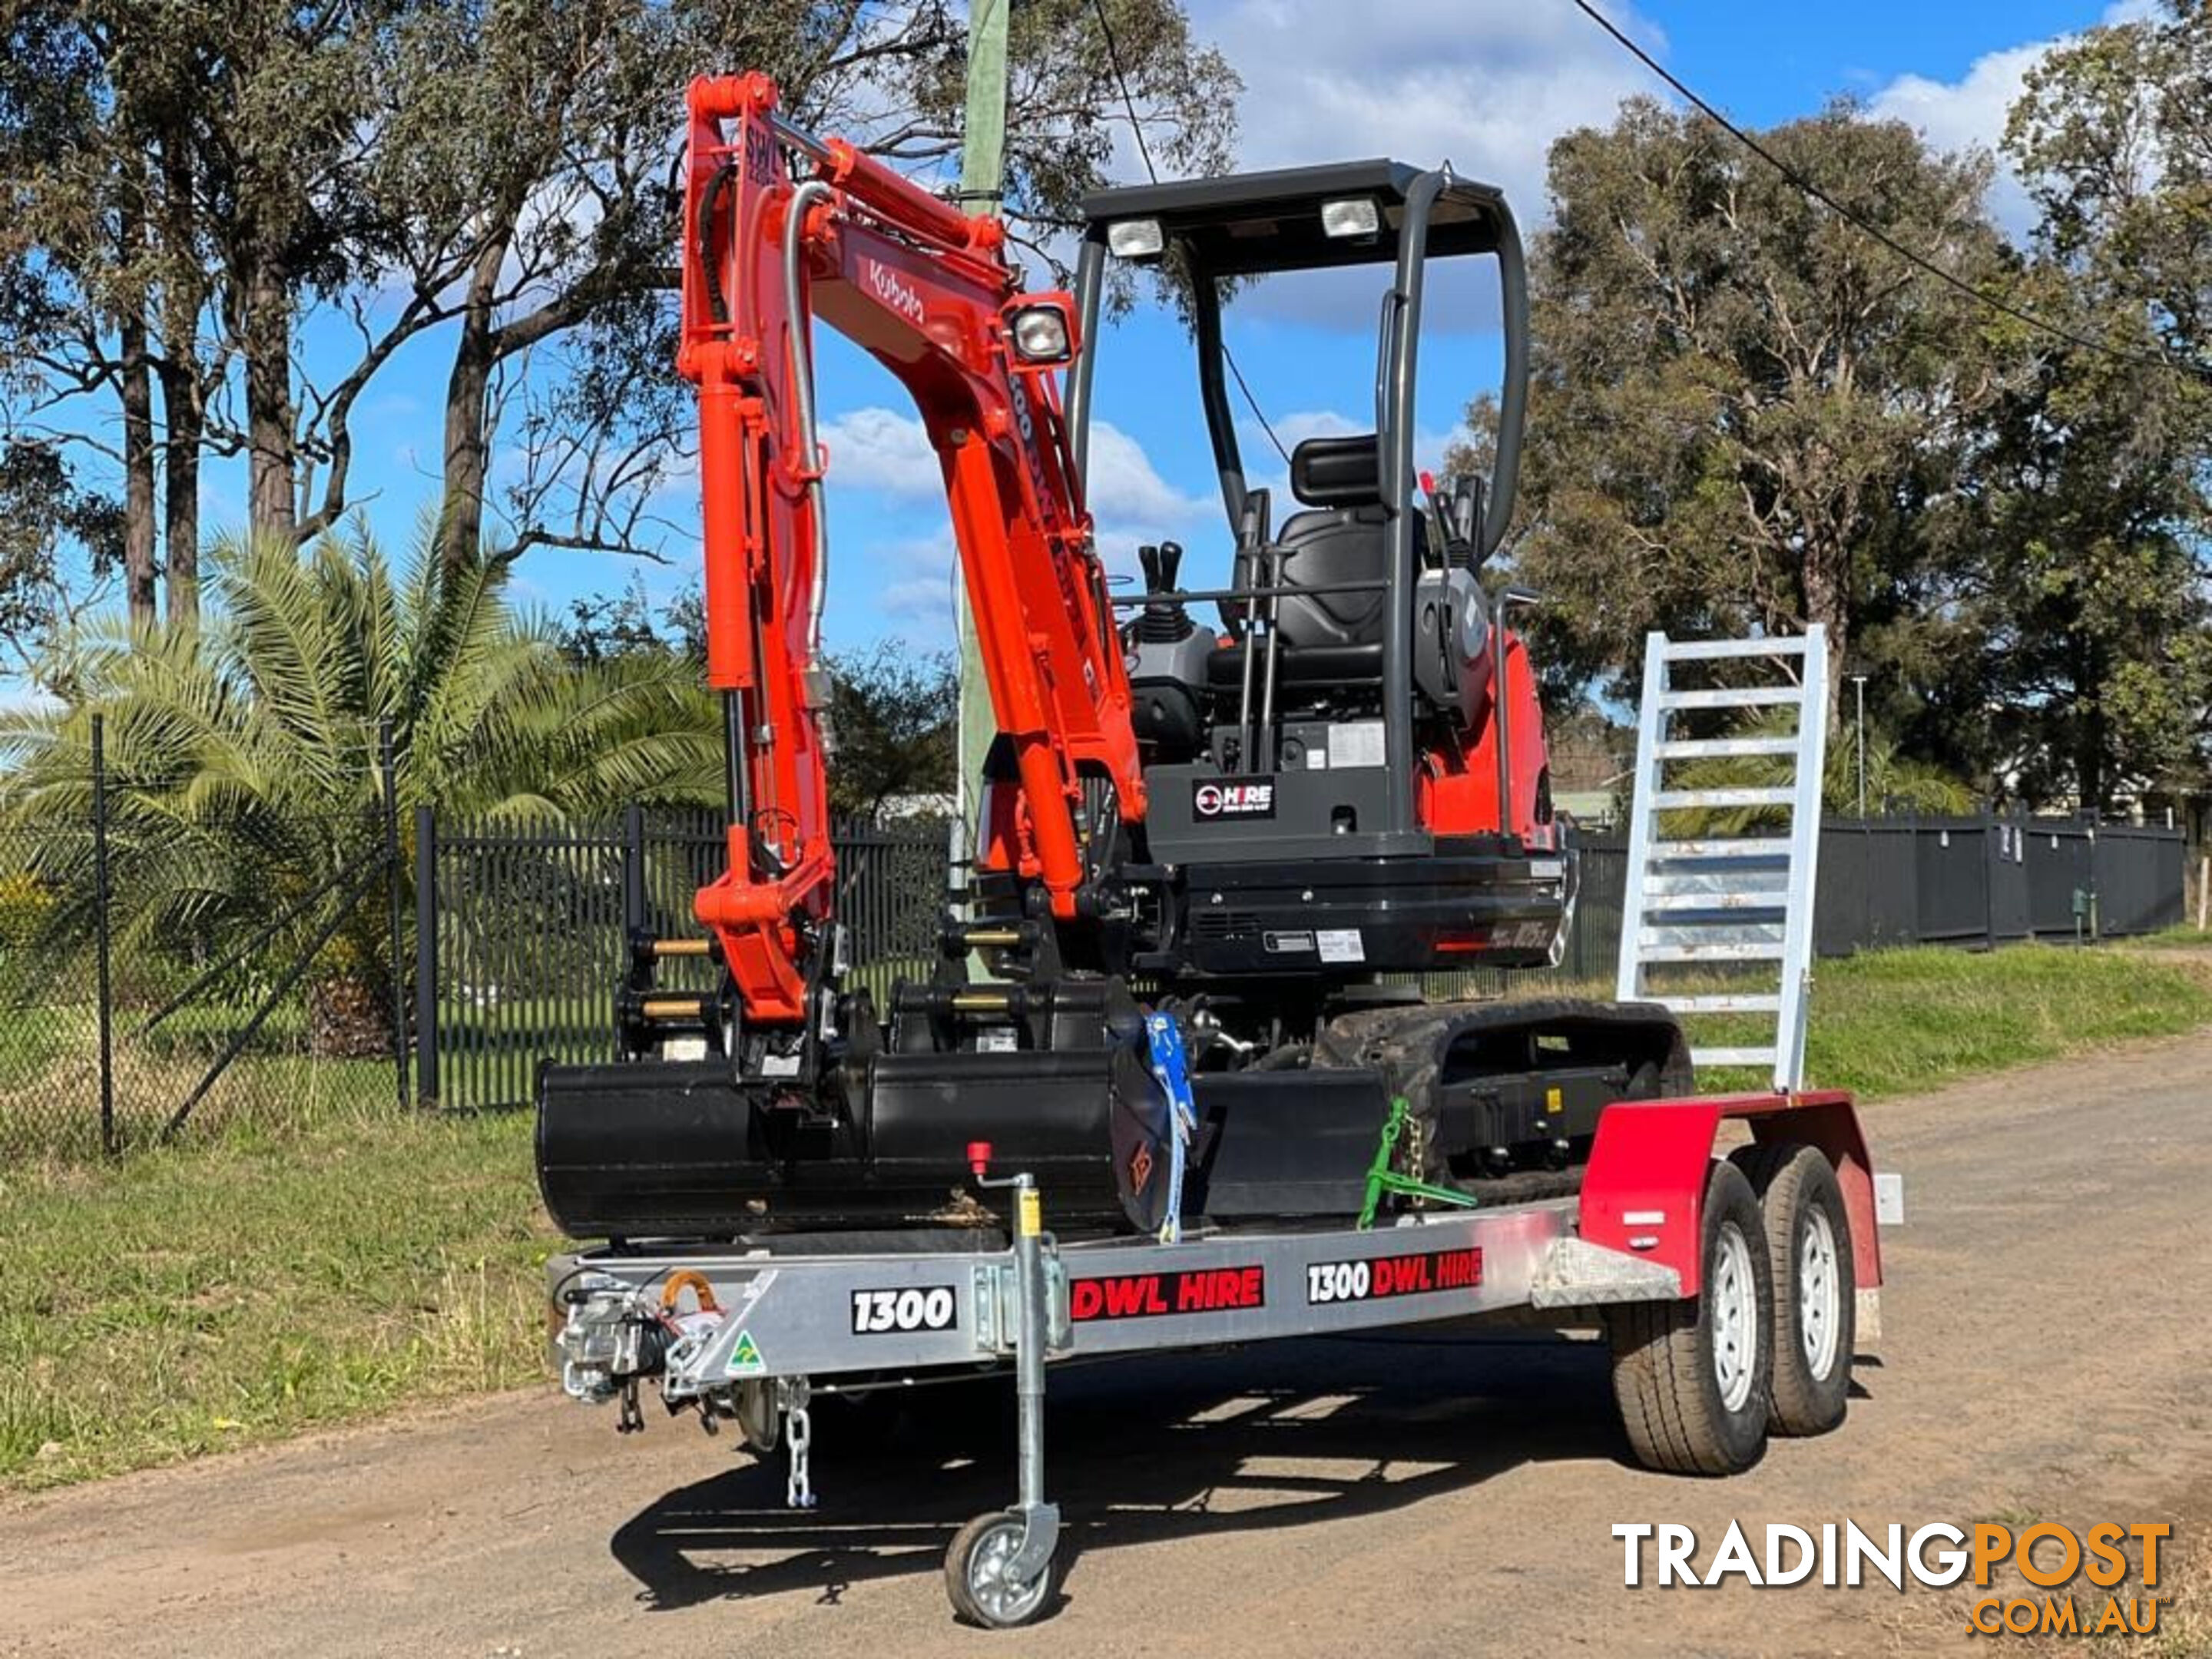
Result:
[609, 1326, 1620, 1614]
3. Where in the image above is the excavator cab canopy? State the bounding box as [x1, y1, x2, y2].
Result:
[1066, 158, 1528, 568]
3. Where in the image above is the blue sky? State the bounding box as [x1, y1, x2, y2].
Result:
[58, 1, 2147, 664]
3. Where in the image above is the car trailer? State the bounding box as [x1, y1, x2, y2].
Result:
[548, 1085, 1886, 1628]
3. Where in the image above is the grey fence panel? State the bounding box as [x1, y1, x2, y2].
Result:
[1814, 820, 1921, 958]
[1988, 823, 2032, 942]
[1914, 819, 1995, 943]
[1568, 838, 1627, 984]
[2024, 824, 2096, 938]
[2095, 826, 2184, 935]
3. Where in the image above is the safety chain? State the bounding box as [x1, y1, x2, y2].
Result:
[783, 1379, 817, 1509]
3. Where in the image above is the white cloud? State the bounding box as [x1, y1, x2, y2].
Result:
[1190, 0, 1662, 218]
[816, 406, 1204, 531]
[1084, 420, 1214, 528]
[817, 406, 943, 497]
[1869, 2, 2158, 241]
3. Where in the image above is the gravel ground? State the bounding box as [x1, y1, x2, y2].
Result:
[5, 1030, 2210, 1657]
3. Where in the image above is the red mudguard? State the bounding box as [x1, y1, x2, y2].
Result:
[1578, 1090, 1882, 1299]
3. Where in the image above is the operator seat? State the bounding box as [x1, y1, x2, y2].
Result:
[1203, 434, 1419, 703]
[1270, 432, 1395, 648]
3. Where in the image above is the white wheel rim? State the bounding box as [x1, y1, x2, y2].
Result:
[968, 1522, 1048, 1624]
[1799, 1206, 1842, 1379]
[1710, 1220, 1759, 1413]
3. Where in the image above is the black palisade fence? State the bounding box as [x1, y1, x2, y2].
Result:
[414, 808, 954, 1111]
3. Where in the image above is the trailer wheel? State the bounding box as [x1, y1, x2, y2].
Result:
[1731, 1142, 1855, 1436]
[945, 1510, 1058, 1629]
[1607, 1159, 1772, 1475]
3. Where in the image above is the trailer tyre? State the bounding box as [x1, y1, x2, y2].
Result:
[1731, 1142, 1855, 1436]
[1608, 1159, 1772, 1475]
[946, 1510, 1058, 1629]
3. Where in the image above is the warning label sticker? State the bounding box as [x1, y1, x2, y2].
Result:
[1304, 1247, 1483, 1306]
[1316, 929, 1365, 963]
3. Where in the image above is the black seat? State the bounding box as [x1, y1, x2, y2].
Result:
[1269, 434, 1414, 649]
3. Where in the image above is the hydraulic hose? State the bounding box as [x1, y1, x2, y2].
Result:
[784, 178, 836, 671]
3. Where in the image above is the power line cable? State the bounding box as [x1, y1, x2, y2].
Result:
[1089, 0, 1293, 463]
[1566, 0, 2208, 382]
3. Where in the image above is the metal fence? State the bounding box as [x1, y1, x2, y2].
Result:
[0, 715, 408, 1163]
[2, 783, 2188, 1158]
[1559, 814, 2181, 979]
[415, 808, 950, 1111]
[1809, 816, 2184, 955]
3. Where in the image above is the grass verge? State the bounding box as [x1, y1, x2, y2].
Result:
[0, 1108, 551, 1492]
[3, 941, 2208, 1495]
[1791, 943, 2212, 1100]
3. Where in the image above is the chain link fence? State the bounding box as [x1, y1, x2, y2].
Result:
[0, 716, 407, 1163]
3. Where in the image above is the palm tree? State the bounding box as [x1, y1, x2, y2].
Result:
[1654, 706, 1975, 836]
[0, 527, 721, 1054]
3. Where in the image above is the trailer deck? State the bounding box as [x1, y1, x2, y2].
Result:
[548, 1088, 1887, 1628]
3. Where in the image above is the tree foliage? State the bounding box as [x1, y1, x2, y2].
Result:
[823, 641, 957, 822]
[0, 529, 721, 1009]
[0, 0, 1239, 610]
[1495, 99, 2008, 737]
[1490, 57, 2212, 814]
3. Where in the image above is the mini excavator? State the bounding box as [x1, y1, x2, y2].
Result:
[535, 73, 1689, 1241]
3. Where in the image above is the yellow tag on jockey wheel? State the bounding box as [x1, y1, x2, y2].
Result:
[1020, 1189, 1042, 1237]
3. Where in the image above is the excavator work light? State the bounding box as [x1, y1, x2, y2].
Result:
[1321, 197, 1382, 239]
[1007, 301, 1075, 366]
[1107, 217, 1165, 259]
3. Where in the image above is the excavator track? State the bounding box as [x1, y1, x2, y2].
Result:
[1311, 996, 1693, 1183]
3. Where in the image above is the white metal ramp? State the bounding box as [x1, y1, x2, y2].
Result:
[1614, 628, 1831, 1091]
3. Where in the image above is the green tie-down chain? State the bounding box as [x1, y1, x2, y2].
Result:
[1357, 1095, 1482, 1230]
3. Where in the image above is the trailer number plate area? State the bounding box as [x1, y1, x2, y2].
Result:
[1306, 1247, 1483, 1305]
[850, 1286, 958, 1334]
[1070, 1266, 1266, 1322]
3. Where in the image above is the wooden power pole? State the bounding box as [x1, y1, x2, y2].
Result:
[954, 0, 1009, 848]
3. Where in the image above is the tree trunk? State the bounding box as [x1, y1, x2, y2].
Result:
[2075, 634, 2107, 816]
[241, 254, 298, 545]
[437, 236, 508, 569]
[307, 971, 393, 1059]
[158, 359, 203, 624]
[157, 138, 204, 621]
[118, 311, 158, 632]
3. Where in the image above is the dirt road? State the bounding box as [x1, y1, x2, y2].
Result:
[6, 1033, 2211, 1657]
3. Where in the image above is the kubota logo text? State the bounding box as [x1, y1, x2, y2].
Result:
[866, 259, 925, 323]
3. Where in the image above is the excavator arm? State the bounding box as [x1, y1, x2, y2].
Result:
[679, 73, 1145, 1028]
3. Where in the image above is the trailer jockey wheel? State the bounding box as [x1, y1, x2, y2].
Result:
[946, 1509, 1058, 1628]
[1606, 1159, 1773, 1475]
[1730, 1142, 1856, 1436]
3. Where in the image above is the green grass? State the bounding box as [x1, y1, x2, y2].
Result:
[2120, 922, 2212, 949]
[1793, 944, 2212, 1098]
[1519, 942, 2212, 1101]
[3, 939, 2209, 1495]
[0, 1108, 552, 1492]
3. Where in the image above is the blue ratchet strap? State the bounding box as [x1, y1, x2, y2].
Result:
[1142, 1012, 1201, 1243]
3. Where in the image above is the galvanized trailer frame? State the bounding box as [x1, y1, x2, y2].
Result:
[548, 1087, 1886, 1628]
